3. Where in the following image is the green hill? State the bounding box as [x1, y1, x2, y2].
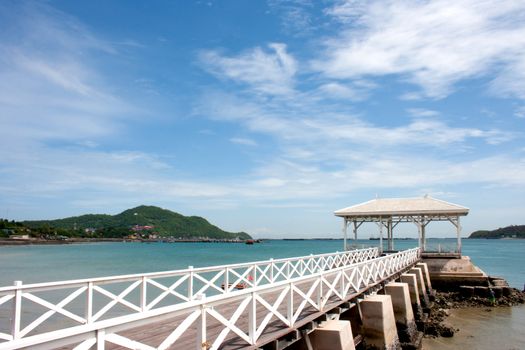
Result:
[469, 225, 525, 239]
[23, 205, 251, 239]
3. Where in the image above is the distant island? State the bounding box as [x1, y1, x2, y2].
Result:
[0, 205, 251, 242]
[469, 225, 525, 239]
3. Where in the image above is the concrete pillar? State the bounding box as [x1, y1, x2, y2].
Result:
[400, 273, 422, 319]
[384, 282, 418, 344]
[309, 320, 356, 350]
[360, 294, 400, 350]
[416, 262, 432, 291]
[408, 267, 429, 306]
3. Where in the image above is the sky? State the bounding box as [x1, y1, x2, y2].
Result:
[1, 0, 524, 238]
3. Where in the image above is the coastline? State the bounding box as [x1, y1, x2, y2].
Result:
[422, 288, 525, 348]
[0, 237, 255, 246]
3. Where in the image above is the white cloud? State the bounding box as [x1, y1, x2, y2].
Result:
[406, 108, 440, 118]
[317, 0, 525, 99]
[267, 0, 316, 37]
[490, 55, 525, 99]
[315, 81, 374, 101]
[0, 3, 134, 150]
[191, 87, 523, 210]
[515, 106, 525, 119]
[230, 137, 258, 146]
[199, 43, 297, 95]
[199, 92, 513, 148]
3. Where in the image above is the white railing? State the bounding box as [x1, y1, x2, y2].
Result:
[0, 247, 379, 347]
[423, 242, 459, 253]
[0, 248, 420, 350]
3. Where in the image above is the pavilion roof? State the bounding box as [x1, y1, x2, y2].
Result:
[334, 196, 469, 218]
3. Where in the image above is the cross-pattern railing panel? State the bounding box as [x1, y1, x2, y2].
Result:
[0, 247, 419, 350]
[0, 247, 379, 345]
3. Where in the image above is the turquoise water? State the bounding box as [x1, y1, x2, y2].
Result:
[0, 239, 524, 288]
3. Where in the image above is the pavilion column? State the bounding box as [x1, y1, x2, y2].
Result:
[378, 218, 383, 254]
[353, 221, 358, 248]
[343, 218, 348, 251]
[387, 219, 393, 251]
[421, 216, 426, 252]
[456, 216, 462, 255]
[416, 219, 422, 251]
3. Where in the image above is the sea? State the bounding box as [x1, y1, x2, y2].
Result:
[1, 238, 524, 349]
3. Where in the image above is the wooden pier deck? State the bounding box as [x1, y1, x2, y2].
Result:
[106, 280, 347, 350]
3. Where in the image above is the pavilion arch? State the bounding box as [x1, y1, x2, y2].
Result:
[334, 195, 469, 256]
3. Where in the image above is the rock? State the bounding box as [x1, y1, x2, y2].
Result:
[440, 325, 455, 337]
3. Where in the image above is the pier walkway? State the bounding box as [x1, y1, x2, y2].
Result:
[0, 247, 421, 350]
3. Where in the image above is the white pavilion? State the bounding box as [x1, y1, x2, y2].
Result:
[334, 195, 469, 255]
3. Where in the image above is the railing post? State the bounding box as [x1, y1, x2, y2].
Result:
[196, 294, 207, 350]
[12, 280, 22, 339]
[224, 267, 229, 293]
[317, 269, 323, 311]
[287, 282, 293, 326]
[86, 281, 93, 323]
[252, 264, 257, 287]
[286, 261, 290, 279]
[96, 329, 105, 350]
[188, 266, 194, 300]
[341, 267, 346, 298]
[249, 292, 256, 344]
[141, 276, 147, 312]
[269, 259, 274, 283]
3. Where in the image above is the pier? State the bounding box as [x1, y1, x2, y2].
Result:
[0, 196, 479, 349]
[0, 247, 426, 350]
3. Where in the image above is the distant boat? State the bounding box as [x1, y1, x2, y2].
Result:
[245, 239, 254, 245]
[369, 237, 380, 240]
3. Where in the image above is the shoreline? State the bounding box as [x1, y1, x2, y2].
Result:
[0, 238, 123, 246]
[423, 304, 525, 349]
[423, 287, 525, 342]
[0, 238, 256, 246]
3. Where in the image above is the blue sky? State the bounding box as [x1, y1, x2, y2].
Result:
[1, 0, 524, 238]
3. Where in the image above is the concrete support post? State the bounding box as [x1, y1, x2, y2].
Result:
[416, 262, 432, 292]
[360, 294, 400, 350]
[408, 267, 429, 306]
[384, 283, 418, 344]
[309, 319, 356, 350]
[400, 273, 422, 319]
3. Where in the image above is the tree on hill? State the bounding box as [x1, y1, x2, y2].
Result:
[469, 225, 525, 238]
[22, 206, 251, 239]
